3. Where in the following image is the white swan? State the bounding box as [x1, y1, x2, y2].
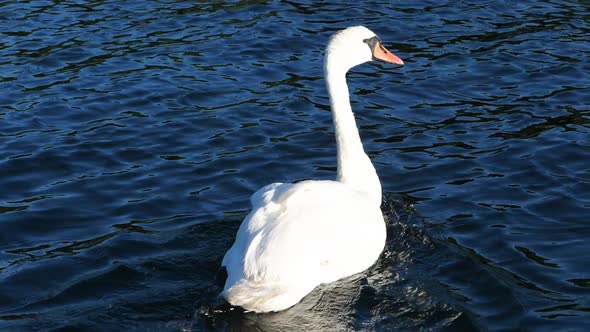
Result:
[221, 26, 404, 313]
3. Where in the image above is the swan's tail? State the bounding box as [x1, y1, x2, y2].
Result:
[223, 279, 298, 313]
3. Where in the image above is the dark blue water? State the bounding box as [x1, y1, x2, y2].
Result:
[1, 1, 589, 331]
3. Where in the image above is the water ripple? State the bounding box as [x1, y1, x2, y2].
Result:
[1, 0, 589, 331]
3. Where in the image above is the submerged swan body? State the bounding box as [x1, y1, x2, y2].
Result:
[221, 26, 404, 313]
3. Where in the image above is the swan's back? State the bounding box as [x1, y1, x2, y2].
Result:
[222, 180, 385, 312]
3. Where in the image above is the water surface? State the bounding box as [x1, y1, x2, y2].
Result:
[1, 1, 589, 331]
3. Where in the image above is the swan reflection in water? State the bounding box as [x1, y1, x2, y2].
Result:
[201, 274, 367, 331]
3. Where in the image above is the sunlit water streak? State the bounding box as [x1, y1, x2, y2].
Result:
[0, 1, 589, 331]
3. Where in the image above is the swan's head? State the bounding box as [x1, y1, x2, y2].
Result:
[325, 26, 403, 74]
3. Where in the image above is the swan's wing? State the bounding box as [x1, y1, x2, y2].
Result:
[250, 181, 384, 279]
[221, 182, 293, 269]
[225, 180, 384, 282]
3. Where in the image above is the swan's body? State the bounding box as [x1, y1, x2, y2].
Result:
[221, 26, 404, 313]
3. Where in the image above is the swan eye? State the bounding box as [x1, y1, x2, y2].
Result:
[363, 37, 379, 45]
[363, 36, 381, 52]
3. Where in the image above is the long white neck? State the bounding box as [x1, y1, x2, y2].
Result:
[325, 64, 382, 205]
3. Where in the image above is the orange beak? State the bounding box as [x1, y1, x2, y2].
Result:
[372, 42, 404, 66]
